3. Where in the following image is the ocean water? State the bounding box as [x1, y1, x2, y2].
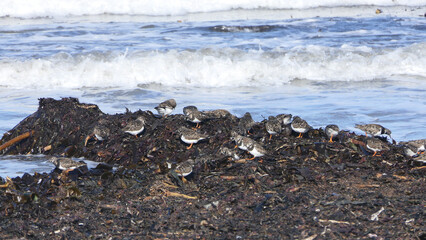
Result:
[1, 1, 426, 177]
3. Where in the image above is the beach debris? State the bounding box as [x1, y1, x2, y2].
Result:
[370, 207, 385, 221]
[0, 130, 35, 152]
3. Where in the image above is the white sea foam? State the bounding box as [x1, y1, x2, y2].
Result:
[0, 0, 425, 18]
[0, 43, 425, 89]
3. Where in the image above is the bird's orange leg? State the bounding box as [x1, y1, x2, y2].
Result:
[328, 136, 333, 143]
[269, 134, 272, 140]
[186, 143, 193, 150]
[297, 133, 303, 138]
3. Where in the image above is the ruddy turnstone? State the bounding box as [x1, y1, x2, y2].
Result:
[231, 131, 266, 160]
[291, 116, 311, 138]
[246, 142, 267, 160]
[325, 124, 339, 143]
[183, 106, 206, 129]
[122, 116, 146, 137]
[238, 112, 256, 135]
[400, 139, 425, 155]
[355, 124, 392, 138]
[85, 120, 110, 146]
[219, 146, 240, 160]
[265, 116, 282, 140]
[402, 143, 419, 157]
[49, 157, 87, 173]
[276, 113, 292, 125]
[366, 138, 390, 156]
[154, 99, 176, 117]
[175, 159, 195, 177]
[204, 109, 234, 119]
[93, 124, 110, 141]
[230, 131, 253, 151]
[178, 127, 208, 149]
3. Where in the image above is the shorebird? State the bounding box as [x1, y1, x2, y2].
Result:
[276, 113, 292, 125]
[154, 99, 176, 117]
[355, 124, 392, 138]
[402, 143, 419, 157]
[204, 109, 233, 119]
[400, 139, 425, 156]
[238, 112, 256, 135]
[230, 131, 252, 151]
[183, 106, 207, 129]
[178, 127, 208, 149]
[174, 159, 195, 183]
[291, 116, 311, 138]
[246, 142, 267, 160]
[219, 146, 240, 160]
[265, 116, 282, 140]
[84, 119, 110, 146]
[325, 124, 339, 143]
[231, 131, 266, 160]
[93, 124, 110, 141]
[366, 138, 390, 156]
[49, 157, 87, 174]
[175, 159, 195, 177]
[122, 116, 146, 137]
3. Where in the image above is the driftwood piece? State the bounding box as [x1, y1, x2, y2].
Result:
[0, 130, 35, 152]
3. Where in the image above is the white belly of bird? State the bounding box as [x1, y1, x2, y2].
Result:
[249, 147, 265, 157]
[125, 126, 144, 136]
[95, 134, 104, 141]
[181, 135, 203, 144]
[328, 129, 338, 137]
[404, 147, 417, 157]
[291, 127, 308, 133]
[176, 169, 192, 177]
[159, 107, 173, 115]
[366, 144, 381, 152]
[267, 130, 278, 135]
[191, 117, 201, 123]
[372, 130, 382, 136]
[238, 144, 248, 151]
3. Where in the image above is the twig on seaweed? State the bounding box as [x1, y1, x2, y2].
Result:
[0, 177, 13, 188]
[410, 166, 426, 171]
[353, 184, 380, 188]
[162, 190, 197, 199]
[392, 174, 413, 181]
[0, 130, 35, 152]
[220, 174, 256, 180]
[319, 219, 354, 225]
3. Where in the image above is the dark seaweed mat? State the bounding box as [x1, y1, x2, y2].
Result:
[0, 97, 424, 239]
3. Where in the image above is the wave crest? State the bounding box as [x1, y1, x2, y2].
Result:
[0, 43, 425, 89]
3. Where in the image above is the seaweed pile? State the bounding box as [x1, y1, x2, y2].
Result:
[0, 97, 424, 239]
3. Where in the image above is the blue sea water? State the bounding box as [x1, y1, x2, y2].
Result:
[0, 4, 425, 177]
